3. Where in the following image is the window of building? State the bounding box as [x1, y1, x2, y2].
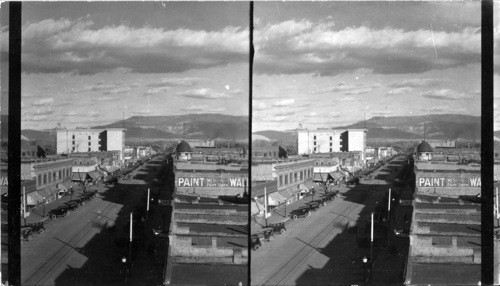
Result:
[22, 152, 25, 156]
[314, 147, 317, 152]
[330, 136, 332, 140]
[279, 175, 283, 186]
[88, 136, 91, 140]
[330, 148, 332, 152]
[285, 174, 288, 185]
[43, 174, 47, 184]
[300, 171, 303, 181]
[88, 147, 91, 152]
[307, 169, 310, 178]
[72, 147, 75, 152]
[89, 142, 91, 146]
[314, 135, 316, 140]
[72, 135, 75, 139]
[330, 142, 332, 146]
[38, 175, 42, 186]
[294, 172, 298, 182]
[59, 171, 62, 180]
[313, 141, 316, 145]
[53, 172, 56, 181]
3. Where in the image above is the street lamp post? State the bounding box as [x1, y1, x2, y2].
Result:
[284, 199, 287, 218]
[363, 256, 368, 285]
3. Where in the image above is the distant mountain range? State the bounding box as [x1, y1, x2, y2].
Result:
[254, 114, 481, 143]
[22, 114, 249, 143]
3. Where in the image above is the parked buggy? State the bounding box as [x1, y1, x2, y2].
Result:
[26, 221, 45, 234]
[65, 201, 79, 211]
[290, 208, 311, 220]
[48, 207, 70, 219]
[20, 228, 34, 241]
[307, 201, 321, 212]
[251, 234, 264, 251]
[268, 222, 287, 235]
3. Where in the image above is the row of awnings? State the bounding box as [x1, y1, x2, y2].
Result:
[71, 170, 104, 182]
[313, 171, 346, 183]
[25, 181, 76, 206]
[265, 182, 316, 206]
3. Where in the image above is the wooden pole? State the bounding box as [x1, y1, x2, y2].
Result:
[264, 187, 268, 227]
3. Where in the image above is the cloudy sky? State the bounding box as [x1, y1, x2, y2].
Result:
[18, 2, 249, 130]
[253, 2, 481, 132]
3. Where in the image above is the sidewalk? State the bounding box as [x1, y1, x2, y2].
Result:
[24, 183, 107, 225]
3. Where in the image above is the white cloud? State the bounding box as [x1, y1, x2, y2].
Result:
[271, 99, 295, 107]
[22, 18, 249, 74]
[421, 89, 472, 100]
[179, 105, 226, 112]
[176, 88, 233, 99]
[256, 19, 480, 75]
[387, 87, 413, 96]
[32, 98, 54, 106]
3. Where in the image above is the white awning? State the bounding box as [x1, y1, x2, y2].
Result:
[26, 192, 44, 206]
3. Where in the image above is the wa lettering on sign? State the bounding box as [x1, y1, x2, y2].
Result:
[469, 177, 481, 187]
[229, 178, 245, 187]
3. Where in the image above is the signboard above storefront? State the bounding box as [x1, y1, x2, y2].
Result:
[177, 177, 247, 188]
[418, 177, 481, 188]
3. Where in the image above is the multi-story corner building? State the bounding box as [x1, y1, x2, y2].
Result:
[21, 158, 75, 204]
[405, 142, 481, 285]
[56, 127, 125, 161]
[252, 158, 316, 211]
[297, 128, 366, 161]
[166, 140, 248, 285]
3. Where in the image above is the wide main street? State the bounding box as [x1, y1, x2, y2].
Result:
[251, 155, 409, 286]
[21, 155, 169, 286]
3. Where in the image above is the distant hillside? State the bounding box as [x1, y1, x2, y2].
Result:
[21, 129, 55, 142]
[340, 114, 480, 141]
[254, 114, 480, 145]
[253, 130, 296, 144]
[95, 113, 249, 140]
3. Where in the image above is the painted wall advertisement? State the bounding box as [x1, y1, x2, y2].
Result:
[177, 177, 247, 188]
[417, 176, 481, 188]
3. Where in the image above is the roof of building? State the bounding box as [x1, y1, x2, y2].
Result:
[414, 161, 480, 172]
[408, 263, 480, 285]
[176, 140, 192, 153]
[174, 161, 244, 172]
[416, 141, 433, 153]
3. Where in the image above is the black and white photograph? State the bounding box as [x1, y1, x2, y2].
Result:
[7, 2, 250, 285]
[251, 2, 481, 285]
[0, 1, 497, 286]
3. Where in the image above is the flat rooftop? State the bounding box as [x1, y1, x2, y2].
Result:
[174, 202, 248, 212]
[409, 263, 480, 285]
[189, 235, 247, 248]
[417, 222, 481, 236]
[175, 161, 244, 171]
[170, 263, 247, 286]
[177, 222, 247, 236]
[414, 161, 480, 172]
